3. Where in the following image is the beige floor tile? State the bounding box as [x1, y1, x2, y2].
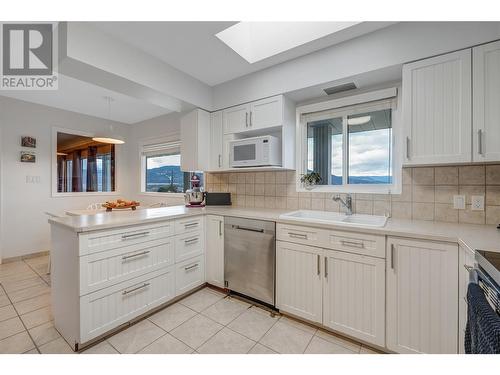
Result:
[315, 330, 362, 352]
[305, 336, 358, 354]
[179, 288, 225, 312]
[148, 303, 197, 332]
[0, 316, 25, 340]
[24, 348, 40, 354]
[24, 256, 49, 268]
[39, 337, 74, 354]
[201, 297, 250, 325]
[82, 341, 119, 354]
[1, 276, 47, 293]
[107, 319, 165, 354]
[139, 333, 193, 354]
[248, 343, 277, 354]
[259, 320, 314, 354]
[0, 262, 33, 277]
[20, 306, 53, 329]
[227, 306, 278, 341]
[31, 263, 49, 277]
[8, 283, 50, 303]
[170, 314, 223, 349]
[0, 294, 11, 308]
[197, 327, 255, 354]
[14, 293, 51, 315]
[279, 316, 318, 335]
[0, 270, 39, 285]
[0, 331, 35, 354]
[360, 345, 383, 354]
[0, 304, 17, 322]
[28, 321, 61, 346]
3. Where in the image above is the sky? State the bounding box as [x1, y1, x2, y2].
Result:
[146, 153, 181, 169]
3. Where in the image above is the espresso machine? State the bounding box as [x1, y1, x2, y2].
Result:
[184, 174, 205, 207]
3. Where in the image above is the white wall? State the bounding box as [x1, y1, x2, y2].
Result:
[0, 96, 132, 261]
[213, 22, 500, 109]
[127, 111, 186, 207]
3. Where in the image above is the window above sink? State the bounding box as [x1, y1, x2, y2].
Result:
[296, 87, 402, 194]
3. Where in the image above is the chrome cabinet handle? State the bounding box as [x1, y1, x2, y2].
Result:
[463, 264, 473, 272]
[122, 250, 150, 260]
[324, 257, 328, 278]
[184, 237, 199, 244]
[185, 263, 199, 271]
[478, 129, 484, 156]
[249, 111, 253, 127]
[406, 137, 410, 159]
[184, 222, 198, 228]
[390, 244, 395, 270]
[317, 254, 320, 276]
[219, 220, 222, 237]
[288, 232, 307, 239]
[341, 240, 364, 248]
[121, 231, 150, 240]
[218, 154, 222, 168]
[122, 283, 150, 296]
[234, 226, 264, 233]
[245, 112, 248, 127]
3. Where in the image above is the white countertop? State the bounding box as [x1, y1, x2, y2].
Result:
[48, 205, 500, 253]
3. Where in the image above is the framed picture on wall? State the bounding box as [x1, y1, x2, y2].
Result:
[21, 136, 36, 148]
[20, 151, 36, 163]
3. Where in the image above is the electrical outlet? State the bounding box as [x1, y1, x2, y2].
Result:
[453, 195, 466, 210]
[26, 175, 41, 184]
[471, 195, 485, 211]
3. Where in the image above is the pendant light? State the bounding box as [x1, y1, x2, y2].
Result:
[92, 96, 125, 145]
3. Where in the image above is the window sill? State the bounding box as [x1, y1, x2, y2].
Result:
[296, 184, 401, 195]
[139, 192, 185, 198]
[52, 191, 121, 198]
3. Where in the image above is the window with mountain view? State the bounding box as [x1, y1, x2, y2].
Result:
[306, 102, 393, 188]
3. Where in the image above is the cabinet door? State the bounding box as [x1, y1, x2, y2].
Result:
[386, 237, 458, 354]
[209, 111, 224, 171]
[223, 104, 250, 134]
[249, 95, 283, 131]
[403, 49, 472, 165]
[205, 215, 224, 288]
[323, 250, 386, 347]
[473, 40, 500, 162]
[180, 109, 210, 171]
[276, 241, 323, 323]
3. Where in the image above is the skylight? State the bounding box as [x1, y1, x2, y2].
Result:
[215, 22, 360, 64]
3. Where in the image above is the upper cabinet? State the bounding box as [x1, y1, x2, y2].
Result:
[180, 108, 211, 171]
[473, 40, 500, 162]
[403, 49, 472, 165]
[209, 111, 224, 171]
[223, 104, 250, 134]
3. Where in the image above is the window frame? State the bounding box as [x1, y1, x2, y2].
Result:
[295, 87, 402, 194]
[51, 127, 121, 197]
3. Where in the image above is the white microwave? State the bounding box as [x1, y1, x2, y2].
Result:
[229, 135, 281, 168]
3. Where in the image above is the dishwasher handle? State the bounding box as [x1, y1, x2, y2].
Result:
[232, 225, 265, 233]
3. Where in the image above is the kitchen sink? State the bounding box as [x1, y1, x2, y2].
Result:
[279, 210, 387, 228]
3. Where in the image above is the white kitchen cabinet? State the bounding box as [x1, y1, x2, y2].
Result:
[249, 95, 283, 131]
[209, 111, 224, 170]
[323, 249, 386, 347]
[175, 255, 205, 296]
[403, 49, 472, 165]
[223, 103, 251, 134]
[458, 246, 475, 354]
[473, 40, 500, 162]
[276, 241, 323, 323]
[386, 237, 459, 354]
[180, 108, 211, 171]
[205, 215, 224, 288]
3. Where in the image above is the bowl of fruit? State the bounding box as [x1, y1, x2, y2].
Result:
[102, 199, 140, 212]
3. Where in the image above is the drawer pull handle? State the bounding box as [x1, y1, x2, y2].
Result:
[121, 231, 150, 240]
[341, 240, 364, 248]
[122, 282, 150, 296]
[122, 250, 150, 260]
[288, 232, 307, 239]
[390, 244, 395, 270]
[463, 264, 473, 272]
[317, 254, 320, 276]
[184, 222, 198, 228]
[185, 263, 199, 271]
[324, 257, 328, 278]
[184, 237, 199, 244]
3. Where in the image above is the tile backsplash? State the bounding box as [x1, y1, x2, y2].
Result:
[205, 164, 500, 225]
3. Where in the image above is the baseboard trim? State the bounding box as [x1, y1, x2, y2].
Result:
[0, 250, 49, 264]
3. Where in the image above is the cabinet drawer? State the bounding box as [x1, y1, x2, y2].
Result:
[277, 223, 325, 247]
[326, 230, 386, 258]
[175, 255, 205, 296]
[80, 267, 175, 344]
[80, 237, 175, 296]
[79, 222, 173, 256]
[175, 231, 203, 263]
[175, 216, 203, 235]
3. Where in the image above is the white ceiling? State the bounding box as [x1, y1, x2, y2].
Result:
[0, 74, 172, 124]
[91, 21, 396, 86]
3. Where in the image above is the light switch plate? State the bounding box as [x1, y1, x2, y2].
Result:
[453, 195, 466, 210]
[471, 195, 485, 211]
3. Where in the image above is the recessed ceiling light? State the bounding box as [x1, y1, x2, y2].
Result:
[216, 22, 360, 64]
[347, 116, 371, 126]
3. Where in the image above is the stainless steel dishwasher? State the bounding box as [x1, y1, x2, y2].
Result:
[224, 217, 275, 306]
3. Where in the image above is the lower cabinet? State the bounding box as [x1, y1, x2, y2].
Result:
[205, 215, 225, 288]
[386, 237, 459, 354]
[276, 241, 323, 323]
[323, 250, 386, 347]
[276, 240, 385, 347]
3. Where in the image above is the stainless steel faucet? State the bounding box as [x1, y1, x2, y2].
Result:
[332, 194, 353, 215]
